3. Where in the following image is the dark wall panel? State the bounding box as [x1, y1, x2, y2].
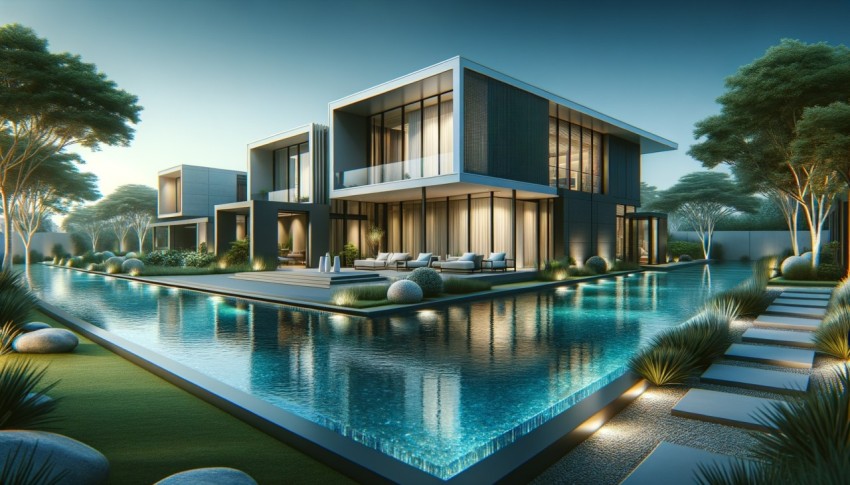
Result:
[606, 135, 640, 205]
[463, 70, 548, 185]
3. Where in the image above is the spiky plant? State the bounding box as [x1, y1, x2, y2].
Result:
[654, 312, 731, 368]
[828, 277, 850, 311]
[0, 321, 23, 356]
[0, 443, 67, 485]
[814, 306, 850, 360]
[698, 365, 850, 484]
[629, 345, 698, 386]
[0, 271, 37, 329]
[703, 294, 742, 321]
[0, 359, 60, 430]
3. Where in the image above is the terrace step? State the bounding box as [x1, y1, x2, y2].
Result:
[230, 270, 385, 289]
[772, 298, 827, 308]
[700, 364, 809, 394]
[671, 389, 783, 431]
[764, 305, 826, 318]
[780, 291, 830, 301]
[621, 442, 746, 485]
[754, 314, 821, 331]
[742, 328, 815, 349]
[777, 287, 833, 294]
[724, 343, 814, 369]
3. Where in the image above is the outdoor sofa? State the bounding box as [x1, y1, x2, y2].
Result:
[433, 252, 483, 273]
[353, 252, 410, 270]
[397, 252, 437, 271]
[482, 252, 515, 272]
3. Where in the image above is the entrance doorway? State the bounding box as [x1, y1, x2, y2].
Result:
[278, 211, 309, 266]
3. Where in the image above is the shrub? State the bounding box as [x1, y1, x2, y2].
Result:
[27, 250, 43, 264]
[387, 280, 423, 304]
[11, 255, 23, 264]
[0, 271, 37, 329]
[611, 260, 641, 272]
[655, 309, 731, 367]
[223, 239, 250, 266]
[817, 263, 843, 281]
[584, 256, 608, 274]
[568, 266, 596, 277]
[50, 244, 65, 259]
[443, 278, 492, 294]
[829, 278, 850, 311]
[250, 256, 276, 271]
[340, 243, 359, 267]
[710, 278, 766, 317]
[105, 256, 125, 274]
[814, 306, 850, 360]
[124, 251, 138, 259]
[101, 251, 115, 259]
[0, 358, 60, 430]
[678, 254, 693, 262]
[667, 240, 703, 260]
[121, 258, 144, 275]
[406, 268, 443, 297]
[781, 255, 813, 280]
[87, 263, 105, 272]
[183, 251, 216, 268]
[629, 345, 697, 386]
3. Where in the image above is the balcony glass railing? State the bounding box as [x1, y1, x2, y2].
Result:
[334, 154, 453, 189]
[268, 189, 310, 203]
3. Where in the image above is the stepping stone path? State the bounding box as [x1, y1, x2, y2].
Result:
[657, 285, 831, 472]
[764, 304, 826, 318]
[742, 328, 815, 348]
[701, 363, 809, 394]
[672, 389, 783, 431]
[754, 314, 821, 331]
[724, 343, 814, 369]
[772, 298, 827, 308]
[621, 442, 746, 485]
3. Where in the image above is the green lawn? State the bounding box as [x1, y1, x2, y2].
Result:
[13, 312, 352, 485]
[768, 277, 839, 287]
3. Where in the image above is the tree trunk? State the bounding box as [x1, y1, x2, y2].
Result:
[789, 202, 799, 255]
[137, 234, 143, 253]
[1, 189, 12, 270]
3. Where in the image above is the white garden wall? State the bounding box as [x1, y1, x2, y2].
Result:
[0, 232, 74, 259]
[671, 230, 829, 261]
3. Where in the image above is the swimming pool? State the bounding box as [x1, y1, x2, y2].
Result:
[28, 263, 751, 480]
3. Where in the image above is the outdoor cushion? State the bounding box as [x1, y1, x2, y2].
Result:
[404, 260, 430, 269]
[389, 252, 410, 263]
[488, 252, 506, 261]
[489, 260, 508, 269]
[415, 252, 432, 262]
[353, 259, 387, 268]
[441, 261, 474, 270]
[459, 252, 476, 262]
[376, 252, 390, 261]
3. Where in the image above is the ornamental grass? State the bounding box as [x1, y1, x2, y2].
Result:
[814, 306, 850, 360]
[828, 277, 850, 311]
[628, 345, 698, 386]
[442, 278, 493, 294]
[0, 358, 60, 430]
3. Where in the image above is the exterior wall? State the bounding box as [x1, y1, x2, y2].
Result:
[0, 232, 74, 259]
[462, 69, 549, 186]
[331, 111, 369, 183]
[249, 149, 274, 200]
[671, 230, 828, 261]
[606, 135, 641, 205]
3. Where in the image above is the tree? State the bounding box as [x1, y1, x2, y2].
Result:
[652, 172, 758, 259]
[63, 205, 106, 252]
[8, 152, 98, 265]
[689, 39, 850, 266]
[0, 24, 142, 268]
[640, 182, 661, 209]
[97, 185, 156, 252]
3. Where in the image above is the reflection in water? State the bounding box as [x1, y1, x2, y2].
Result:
[28, 263, 752, 479]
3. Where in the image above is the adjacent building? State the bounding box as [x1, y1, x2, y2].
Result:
[168, 57, 676, 268]
[152, 165, 247, 251]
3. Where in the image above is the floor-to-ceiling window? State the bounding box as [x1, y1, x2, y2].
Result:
[272, 142, 310, 203]
[548, 111, 605, 194]
[616, 204, 636, 260]
[369, 91, 454, 184]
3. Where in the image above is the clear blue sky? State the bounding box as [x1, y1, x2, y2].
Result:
[2, 0, 848, 196]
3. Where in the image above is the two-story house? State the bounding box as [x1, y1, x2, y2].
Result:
[152, 164, 247, 251]
[212, 57, 676, 268]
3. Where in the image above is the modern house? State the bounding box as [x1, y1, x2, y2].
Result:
[152, 164, 247, 251]
[211, 57, 676, 268]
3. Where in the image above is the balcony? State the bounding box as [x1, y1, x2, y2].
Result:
[334, 155, 453, 190]
[268, 189, 310, 203]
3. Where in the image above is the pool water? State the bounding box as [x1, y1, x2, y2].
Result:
[28, 263, 751, 479]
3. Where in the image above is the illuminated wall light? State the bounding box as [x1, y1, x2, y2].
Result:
[555, 286, 569, 294]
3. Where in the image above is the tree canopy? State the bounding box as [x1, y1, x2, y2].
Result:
[0, 23, 142, 267]
[653, 171, 758, 258]
[688, 39, 850, 266]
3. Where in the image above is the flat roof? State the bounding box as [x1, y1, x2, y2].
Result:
[329, 56, 677, 155]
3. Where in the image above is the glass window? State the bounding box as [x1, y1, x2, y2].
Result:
[592, 132, 602, 194]
[370, 115, 381, 166]
[548, 117, 557, 187]
[558, 120, 569, 189]
[299, 143, 310, 202]
[570, 125, 581, 191]
[423, 96, 439, 173]
[288, 146, 298, 201]
[581, 127, 592, 193]
[439, 92, 453, 174]
[383, 108, 403, 165]
[273, 148, 287, 192]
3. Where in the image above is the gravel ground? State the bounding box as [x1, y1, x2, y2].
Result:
[532, 287, 839, 485]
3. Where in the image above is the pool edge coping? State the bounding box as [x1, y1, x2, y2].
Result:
[35, 291, 649, 484]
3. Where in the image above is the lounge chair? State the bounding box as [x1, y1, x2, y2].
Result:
[398, 253, 434, 271]
[435, 252, 481, 273]
[482, 252, 515, 272]
[353, 252, 390, 270]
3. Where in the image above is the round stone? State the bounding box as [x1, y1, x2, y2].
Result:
[0, 430, 109, 484]
[154, 467, 258, 485]
[12, 328, 79, 354]
[20, 321, 52, 332]
[387, 279, 423, 304]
